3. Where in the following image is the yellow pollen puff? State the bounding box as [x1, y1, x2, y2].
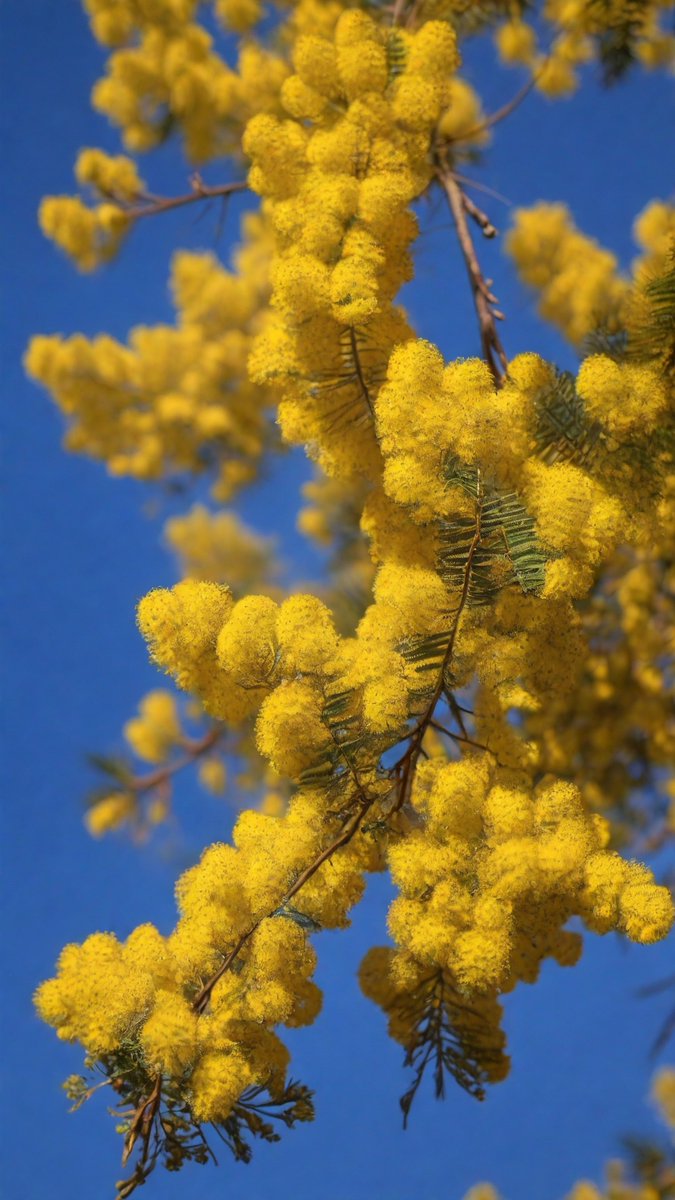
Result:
[407, 21, 460, 79]
[577, 354, 668, 434]
[137, 580, 234, 676]
[214, 0, 263, 34]
[495, 20, 538, 64]
[392, 75, 444, 130]
[256, 678, 331, 778]
[276, 595, 340, 674]
[140, 989, 199, 1075]
[437, 78, 489, 146]
[337, 39, 389, 99]
[652, 1067, 675, 1131]
[334, 10, 380, 47]
[198, 757, 227, 795]
[124, 689, 182, 763]
[216, 595, 280, 686]
[85, 792, 136, 837]
[292, 35, 341, 98]
[281, 74, 328, 121]
[190, 1049, 255, 1122]
[75, 147, 144, 200]
[39, 194, 130, 272]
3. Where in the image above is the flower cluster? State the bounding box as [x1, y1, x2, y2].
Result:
[84, 0, 291, 161]
[26, 213, 276, 497]
[389, 756, 671, 996]
[165, 504, 279, 593]
[246, 10, 463, 479]
[39, 149, 145, 271]
[495, 0, 675, 95]
[506, 198, 675, 348]
[30, 0, 675, 1191]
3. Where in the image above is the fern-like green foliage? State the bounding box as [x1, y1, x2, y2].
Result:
[395, 970, 509, 1122]
[628, 255, 675, 375]
[619, 1133, 675, 1197]
[386, 29, 408, 78]
[75, 1044, 315, 1199]
[533, 369, 603, 467]
[584, 0, 651, 81]
[311, 326, 382, 432]
[438, 455, 549, 606]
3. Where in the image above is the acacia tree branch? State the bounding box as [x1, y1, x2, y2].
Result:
[434, 161, 508, 383]
[118, 177, 248, 222]
[193, 485, 486, 1011]
[192, 789, 377, 1013]
[391, 477, 484, 813]
[348, 326, 375, 419]
[461, 190, 498, 239]
[452, 73, 539, 144]
[122, 1072, 162, 1169]
[129, 725, 224, 796]
[132, 481, 486, 1185]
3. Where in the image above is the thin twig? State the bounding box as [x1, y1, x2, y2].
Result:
[130, 725, 223, 795]
[435, 162, 508, 382]
[122, 177, 247, 222]
[390, 479, 485, 814]
[453, 174, 512, 207]
[348, 326, 375, 419]
[122, 1073, 162, 1168]
[192, 790, 376, 1013]
[462, 191, 497, 239]
[453, 73, 539, 144]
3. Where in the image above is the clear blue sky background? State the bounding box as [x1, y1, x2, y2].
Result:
[2, 3, 674, 1198]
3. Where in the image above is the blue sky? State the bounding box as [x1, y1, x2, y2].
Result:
[2, 3, 674, 1198]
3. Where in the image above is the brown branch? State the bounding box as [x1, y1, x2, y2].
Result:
[462, 191, 497, 239]
[348, 326, 375, 419]
[192, 789, 376, 1014]
[121, 177, 247, 222]
[435, 163, 508, 383]
[390, 480, 484, 813]
[452, 73, 538, 145]
[192, 501, 485, 1014]
[130, 724, 223, 795]
[122, 1073, 162, 1169]
[453, 174, 511, 207]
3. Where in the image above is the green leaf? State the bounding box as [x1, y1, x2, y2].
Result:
[438, 462, 549, 608]
[533, 369, 602, 467]
[272, 905, 322, 933]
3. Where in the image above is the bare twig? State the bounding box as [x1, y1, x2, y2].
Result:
[122, 1073, 162, 1168]
[462, 191, 497, 239]
[348, 326, 375, 419]
[452, 73, 539, 144]
[121, 177, 247, 222]
[129, 725, 223, 795]
[435, 162, 508, 382]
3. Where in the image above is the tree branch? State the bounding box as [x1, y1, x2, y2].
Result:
[452, 73, 538, 144]
[121, 177, 248, 222]
[434, 162, 508, 383]
[192, 788, 376, 1014]
[348, 326, 375, 419]
[129, 725, 224, 795]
